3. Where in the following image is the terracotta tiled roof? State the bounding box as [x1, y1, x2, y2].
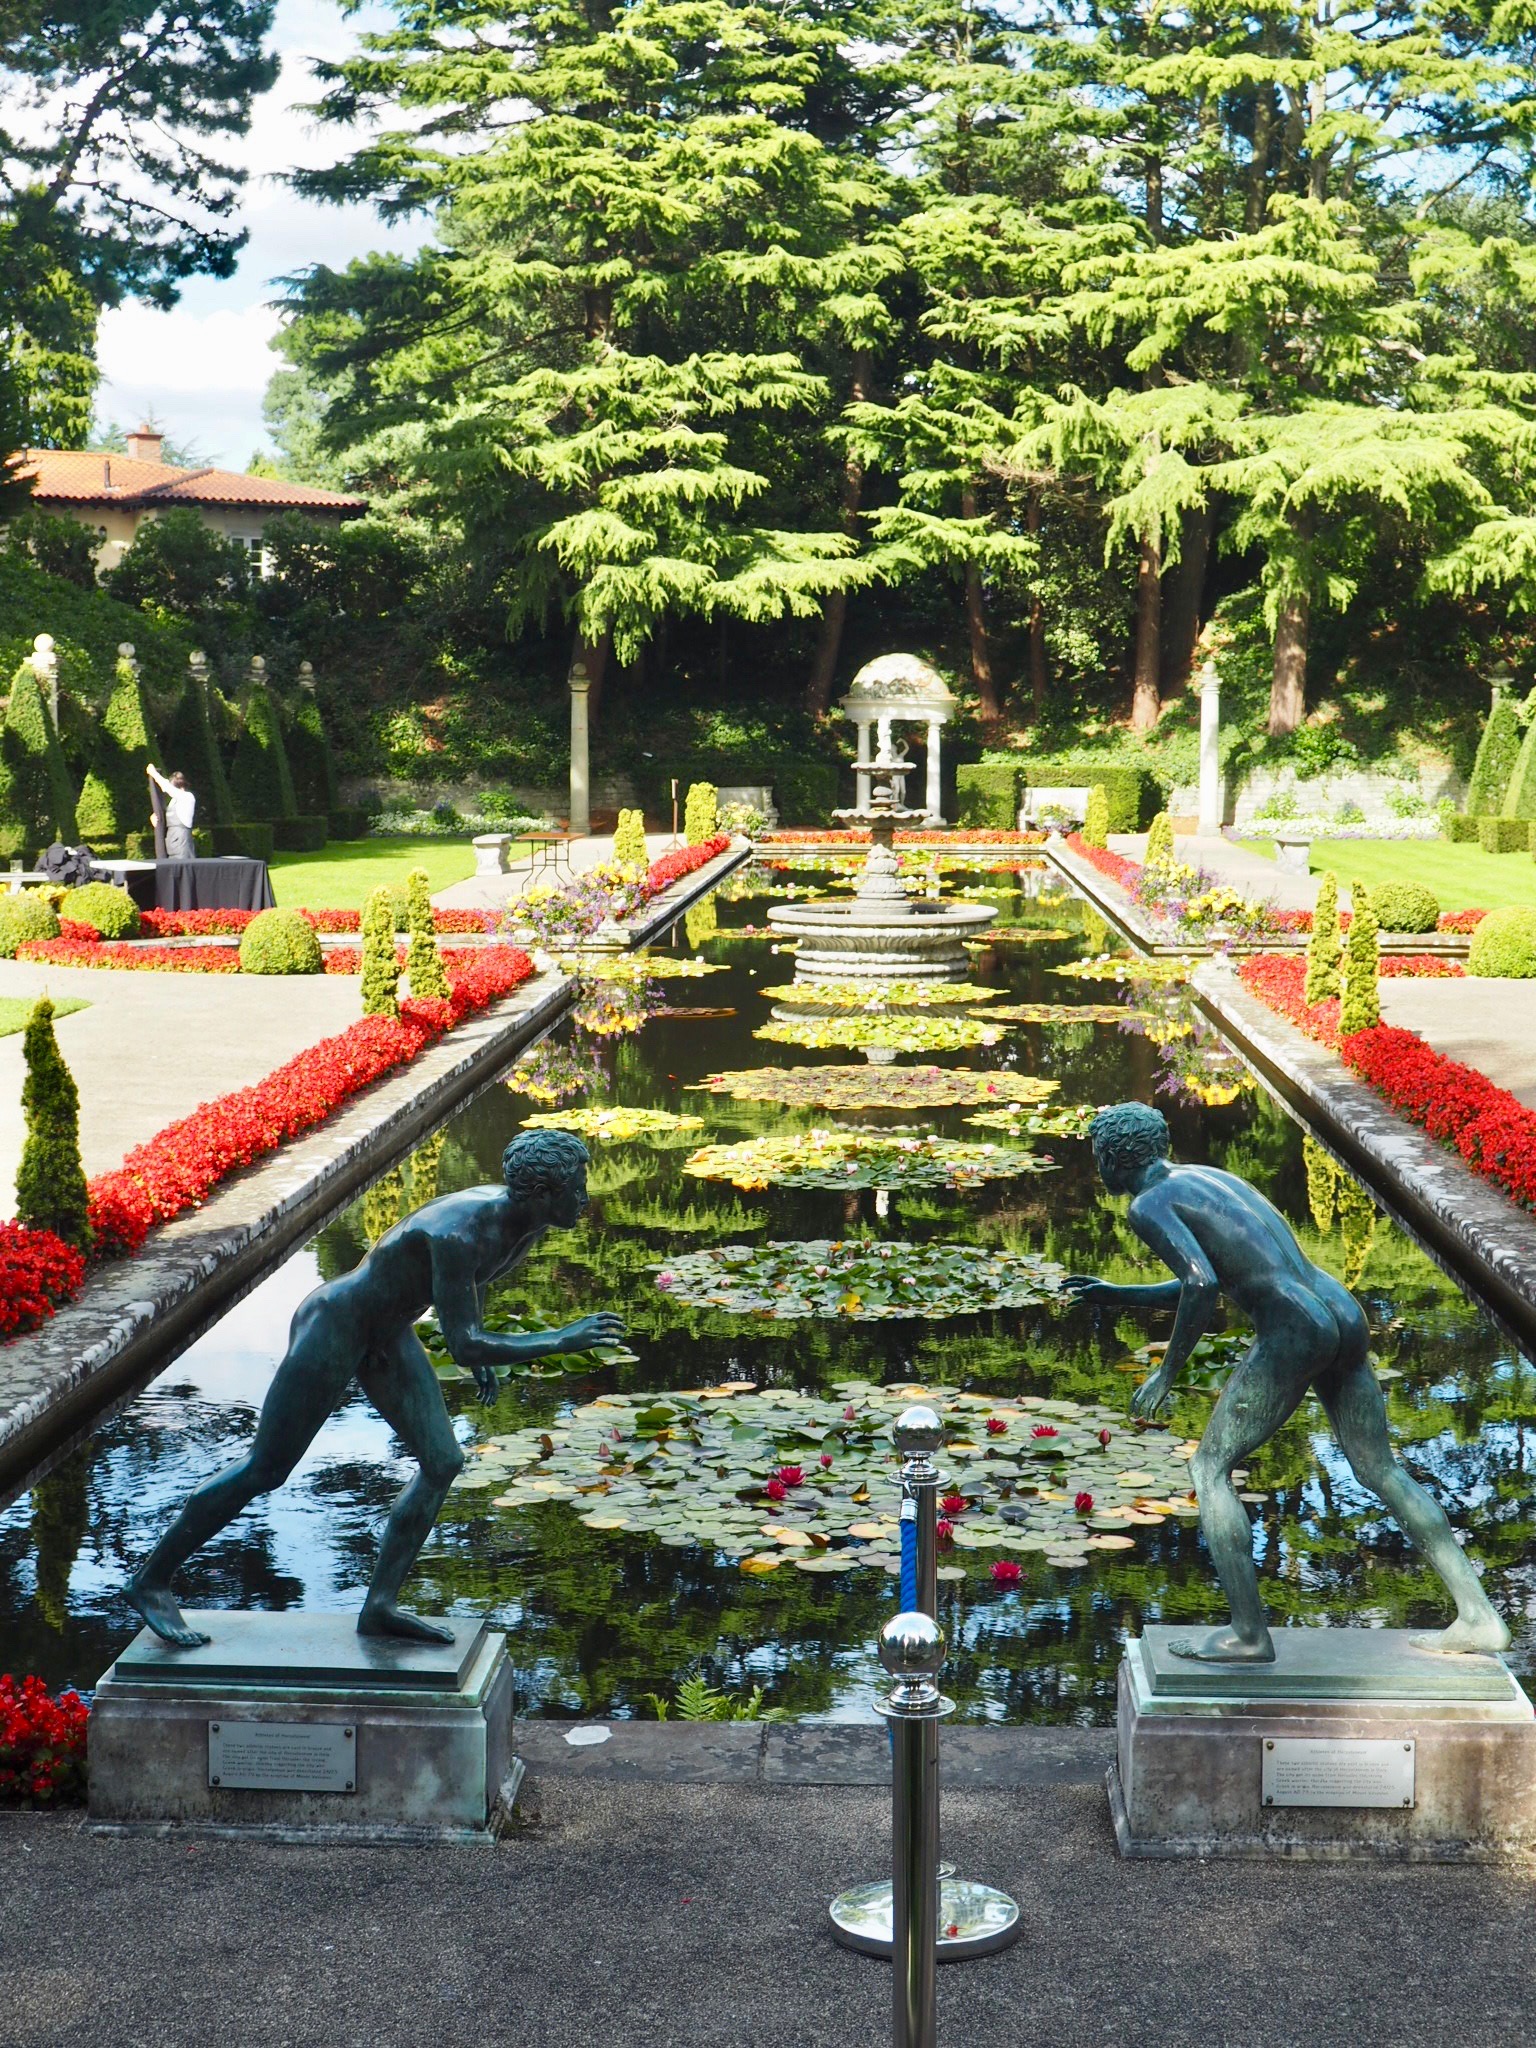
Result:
[20, 449, 367, 513]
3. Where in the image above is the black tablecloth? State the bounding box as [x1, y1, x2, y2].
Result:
[143, 857, 276, 913]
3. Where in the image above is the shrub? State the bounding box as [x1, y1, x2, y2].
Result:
[1467, 692, 1522, 815]
[1368, 882, 1439, 933]
[955, 763, 1017, 829]
[1338, 896, 1380, 1035]
[230, 677, 299, 821]
[684, 781, 718, 845]
[59, 880, 139, 939]
[73, 651, 158, 843]
[1304, 871, 1343, 1005]
[360, 886, 400, 1017]
[287, 683, 339, 815]
[1015, 758, 1156, 831]
[404, 867, 448, 999]
[1478, 815, 1528, 854]
[0, 891, 60, 959]
[1081, 784, 1110, 850]
[208, 822, 276, 861]
[159, 667, 236, 827]
[612, 807, 648, 868]
[272, 815, 328, 854]
[328, 806, 370, 840]
[238, 907, 323, 975]
[1467, 905, 1536, 977]
[15, 998, 92, 1251]
[1503, 701, 1536, 823]
[1443, 814, 1482, 843]
[1144, 811, 1174, 871]
[4, 658, 76, 846]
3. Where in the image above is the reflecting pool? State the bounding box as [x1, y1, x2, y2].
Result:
[3, 860, 1532, 1721]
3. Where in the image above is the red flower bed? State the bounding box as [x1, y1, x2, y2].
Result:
[0, 1223, 86, 1338]
[1270, 908, 1484, 935]
[641, 835, 730, 898]
[18, 938, 243, 973]
[1378, 954, 1464, 978]
[761, 828, 1046, 846]
[1064, 832, 1142, 890]
[1237, 954, 1340, 1045]
[138, 906, 497, 939]
[0, 1674, 89, 1805]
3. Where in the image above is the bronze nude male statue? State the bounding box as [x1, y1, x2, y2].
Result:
[128, 1127, 625, 1650]
[1064, 1103, 1509, 1664]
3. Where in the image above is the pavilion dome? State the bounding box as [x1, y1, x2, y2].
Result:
[841, 654, 956, 719]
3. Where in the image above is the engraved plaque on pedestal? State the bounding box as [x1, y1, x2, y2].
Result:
[1261, 1736, 1414, 1810]
[208, 1719, 355, 1793]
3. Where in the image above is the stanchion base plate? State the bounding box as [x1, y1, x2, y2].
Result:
[828, 1877, 1020, 1960]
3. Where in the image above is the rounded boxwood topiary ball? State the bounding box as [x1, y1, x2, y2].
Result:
[59, 880, 140, 939]
[1466, 905, 1536, 978]
[0, 891, 61, 958]
[1367, 881, 1440, 933]
[238, 907, 324, 976]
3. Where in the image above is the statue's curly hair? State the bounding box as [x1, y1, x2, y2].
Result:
[1088, 1102, 1170, 1178]
[502, 1127, 590, 1202]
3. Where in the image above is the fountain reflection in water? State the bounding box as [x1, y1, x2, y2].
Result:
[767, 739, 994, 981]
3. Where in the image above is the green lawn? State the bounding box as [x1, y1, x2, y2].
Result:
[0, 996, 88, 1036]
[1248, 838, 1536, 911]
[269, 836, 505, 911]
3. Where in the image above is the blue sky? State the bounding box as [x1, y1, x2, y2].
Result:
[94, 1, 424, 468]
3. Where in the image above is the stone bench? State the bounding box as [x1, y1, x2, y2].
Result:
[472, 834, 514, 878]
[1019, 786, 1092, 831]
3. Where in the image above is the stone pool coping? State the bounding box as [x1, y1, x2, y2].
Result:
[0, 968, 574, 1506]
[1193, 957, 1536, 1351]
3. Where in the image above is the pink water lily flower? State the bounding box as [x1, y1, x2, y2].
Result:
[990, 1560, 1023, 1588]
[985, 1417, 1007, 1436]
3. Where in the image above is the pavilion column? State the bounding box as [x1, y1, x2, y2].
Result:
[855, 716, 874, 810]
[876, 715, 893, 762]
[1197, 659, 1222, 834]
[925, 718, 944, 824]
[569, 665, 591, 836]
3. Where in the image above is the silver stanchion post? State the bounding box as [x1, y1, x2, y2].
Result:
[829, 1407, 1021, 1962]
[879, 1613, 948, 2048]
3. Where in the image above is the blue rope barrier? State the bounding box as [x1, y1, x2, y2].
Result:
[900, 1500, 918, 1612]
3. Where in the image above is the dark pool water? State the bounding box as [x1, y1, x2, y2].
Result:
[4, 859, 1532, 1722]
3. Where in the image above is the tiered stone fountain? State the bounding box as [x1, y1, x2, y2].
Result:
[767, 741, 994, 981]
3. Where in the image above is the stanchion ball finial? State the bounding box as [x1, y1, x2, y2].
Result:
[894, 1406, 944, 1457]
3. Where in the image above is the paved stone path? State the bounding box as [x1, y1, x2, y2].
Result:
[5, 1746, 1534, 2048]
[1110, 830, 1321, 910]
[1381, 977, 1536, 1108]
[434, 831, 680, 912]
[0, 963, 358, 1206]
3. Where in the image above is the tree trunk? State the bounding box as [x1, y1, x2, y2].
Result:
[1160, 503, 1211, 698]
[1268, 587, 1310, 735]
[805, 350, 874, 716]
[961, 483, 1001, 721]
[1246, 29, 1276, 232]
[1026, 489, 1048, 718]
[1131, 531, 1161, 731]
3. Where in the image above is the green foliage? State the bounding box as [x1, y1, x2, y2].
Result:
[103, 509, 251, 626]
[1081, 785, 1110, 850]
[404, 867, 448, 999]
[3, 657, 74, 846]
[1368, 883, 1439, 933]
[955, 764, 1017, 829]
[73, 652, 158, 844]
[287, 683, 339, 815]
[272, 815, 328, 854]
[1020, 762, 1156, 832]
[1144, 813, 1174, 871]
[237, 908, 323, 976]
[1504, 714, 1536, 823]
[1467, 694, 1522, 816]
[2, 512, 97, 590]
[1305, 872, 1343, 1005]
[1303, 1136, 1338, 1235]
[160, 668, 236, 828]
[58, 880, 138, 939]
[612, 808, 648, 870]
[360, 885, 400, 1016]
[328, 806, 370, 841]
[1336, 1178, 1378, 1291]
[683, 782, 718, 846]
[1467, 906, 1536, 978]
[1443, 813, 1483, 843]
[15, 999, 91, 1252]
[1338, 896, 1380, 1035]
[0, 890, 59, 958]
[644, 1675, 770, 1722]
[209, 822, 276, 860]
[1478, 816, 1528, 854]
[230, 681, 299, 822]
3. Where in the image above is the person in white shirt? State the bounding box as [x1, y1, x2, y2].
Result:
[146, 763, 197, 859]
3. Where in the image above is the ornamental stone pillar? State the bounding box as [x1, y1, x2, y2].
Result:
[569, 664, 591, 836]
[925, 718, 944, 825]
[1197, 658, 1222, 835]
[855, 716, 874, 810]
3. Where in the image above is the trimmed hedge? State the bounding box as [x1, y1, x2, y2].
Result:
[1479, 815, 1528, 854]
[1443, 813, 1482, 843]
[287, 686, 338, 815]
[272, 815, 328, 854]
[0, 891, 60, 958]
[209, 822, 276, 861]
[230, 679, 299, 822]
[15, 997, 91, 1251]
[1368, 882, 1439, 933]
[955, 763, 1017, 829]
[1503, 710, 1536, 822]
[74, 654, 158, 844]
[4, 659, 76, 848]
[1019, 758, 1156, 831]
[238, 907, 323, 975]
[60, 880, 139, 939]
[1467, 693, 1522, 815]
[639, 755, 837, 827]
[160, 671, 236, 827]
[327, 806, 370, 840]
[1467, 905, 1536, 977]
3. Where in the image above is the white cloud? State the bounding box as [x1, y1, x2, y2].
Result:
[93, 0, 428, 465]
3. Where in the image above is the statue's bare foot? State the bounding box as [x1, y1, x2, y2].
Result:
[1412, 1613, 1511, 1657]
[126, 1581, 210, 1649]
[1168, 1626, 1276, 1664]
[357, 1599, 456, 1645]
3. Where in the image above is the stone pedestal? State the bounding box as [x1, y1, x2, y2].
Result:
[568, 668, 591, 836]
[472, 832, 513, 877]
[1272, 832, 1312, 876]
[1110, 1627, 1536, 1861]
[89, 1613, 519, 1844]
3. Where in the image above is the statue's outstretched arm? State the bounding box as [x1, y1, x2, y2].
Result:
[1127, 1192, 1221, 1416]
[432, 1249, 627, 1403]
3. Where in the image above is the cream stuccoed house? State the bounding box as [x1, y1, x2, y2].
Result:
[17, 425, 367, 575]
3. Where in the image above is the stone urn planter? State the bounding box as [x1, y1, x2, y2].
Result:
[1271, 830, 1313, 876]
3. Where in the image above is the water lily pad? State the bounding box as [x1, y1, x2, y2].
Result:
[521, 1106, 706, 1142]
[965, 1103, 1107, 1140]
[1052, 954, 1197, 985]
[981, 1002, 1150, 1026]
[758, 980, 1000, 1009]
[755, 1014, 1004, 1053]
[681, 1129, 1056, 1192]
[694, 1067, 1060, 1110]
[558, 952, 727, 982]
[653, 1240, 1065, 1318]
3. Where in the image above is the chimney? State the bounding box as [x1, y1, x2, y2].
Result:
[125, 424, 164, 464]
